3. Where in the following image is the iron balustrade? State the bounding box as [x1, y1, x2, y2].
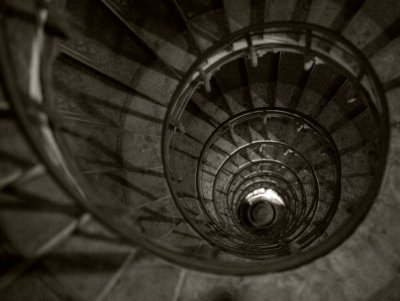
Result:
[162, 23, 389, 272]
[0, 1, 390, 274]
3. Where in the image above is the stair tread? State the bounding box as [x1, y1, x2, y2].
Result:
[223, 0, 251, 32]
[343, 0, 400, 49]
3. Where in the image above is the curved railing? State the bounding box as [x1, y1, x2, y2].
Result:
[0, 1, 390, 275]
[165, 108, 340, 258]
[162, 23, 389, 271]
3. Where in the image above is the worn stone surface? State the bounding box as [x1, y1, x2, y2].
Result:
[177, 271, 236, 301]
[104, 252, 181, 301]
[0, 269, 63, 301]
[224, 0, 251, 32]
[343, 0, 400, 49]
[371, 37, 400, 83]
[40, 219, 132, 301]
[307, 0, 346, 27]
[265, 0, 298, 22]
[2, 0, 400, 300]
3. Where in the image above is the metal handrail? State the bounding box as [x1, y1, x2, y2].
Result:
[196, 109, 339, 226]
[0, 2, 389, 274]
[162, 23, 389, 272]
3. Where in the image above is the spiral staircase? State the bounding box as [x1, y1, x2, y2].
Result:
[0, 0, 400, 300]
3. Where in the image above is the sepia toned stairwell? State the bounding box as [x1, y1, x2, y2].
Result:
[0, 0, 400, 300]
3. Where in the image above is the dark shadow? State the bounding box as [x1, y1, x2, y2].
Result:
[0, 188, 80, 216]
[107, 174, 159, 202]
[55, 54, 167, 108]
[138, 207, 183, 225]
[0, 150, 35, 169]
[362, 16, 400, 58]
[61, 127, 164, 177]
[54, 76, 164, 128]
[383, 76, 400, 92]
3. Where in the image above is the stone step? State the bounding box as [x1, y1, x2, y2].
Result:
[265, 0, 297, 22]
[223, 0, 251, 32]
[343, 0, 400, 51]
[101, 0, 196, 73]
[136, 195, 183, 240]
[101, 250, 181, 301]
[38, 218, 132, 301]
[159, 221, 203, 252]
[307, 0, 348, 28]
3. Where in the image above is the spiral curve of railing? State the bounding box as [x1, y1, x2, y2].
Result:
[0, 1, 390, 274]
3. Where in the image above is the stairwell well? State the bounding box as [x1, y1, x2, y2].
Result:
[1, 0, 400, 300]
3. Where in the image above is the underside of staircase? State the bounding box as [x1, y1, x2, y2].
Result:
[1, 0, 400, 300]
